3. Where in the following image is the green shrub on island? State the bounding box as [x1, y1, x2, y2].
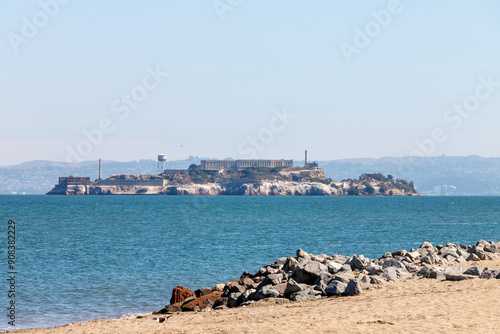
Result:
[364, 184, 375, 195]
[311, 177, 333, 185]
[136, 188, 148, 194]
[189, 170, 216, 184]
[348, 188, 359, 196]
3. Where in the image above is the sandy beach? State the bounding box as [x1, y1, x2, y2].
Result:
[16, 258, 500, 334]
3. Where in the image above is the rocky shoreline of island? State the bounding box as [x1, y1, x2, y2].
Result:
[47, 171, 419, 196]
[155, 239, 500, 314]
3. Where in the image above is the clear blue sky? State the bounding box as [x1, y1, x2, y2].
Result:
[1, 0, 500, 165]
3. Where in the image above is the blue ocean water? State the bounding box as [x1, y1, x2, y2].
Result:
[0, 195, 499, 329]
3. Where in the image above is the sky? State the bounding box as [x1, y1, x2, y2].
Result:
[1, 0, 500, 166]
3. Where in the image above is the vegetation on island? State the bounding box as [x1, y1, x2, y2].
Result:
[185, 168, 416, 196]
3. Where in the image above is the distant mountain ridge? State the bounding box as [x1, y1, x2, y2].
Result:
[1, 155, 500, 195]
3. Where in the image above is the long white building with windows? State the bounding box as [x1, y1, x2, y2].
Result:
[200, 159, 293, 170]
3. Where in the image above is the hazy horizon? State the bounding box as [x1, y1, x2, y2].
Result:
[4, 153, 500, 169]
[2, 1, 499, 165]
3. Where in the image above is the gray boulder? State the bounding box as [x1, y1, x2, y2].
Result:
[291, 288, 319, 302]
[463, 266, 482, 276]
[466, 253, 481, 262]
[405, 264, 421, 273]
[314, 272, 333, 285]
[382, 258, 406, 270]
[325, 280, 347, 296]
[331, 274, 350, 284]
[370, 276, 387, 285]
[357, 274, 371, 288]
[365, 263, 383, 275]
[350, 255, 367, 271]
[492, 269, 500, 279]
[255, 285, 280, 300]
[343, 279, 362, 296]
[303, 261, 329, 282]
[428, 267, 445, 279]
[484, 244, 497, 253]
[445, 274, 476, 281]
[292, 262, 326, 285]
[392, 249, 407, 257]
[381, 267, 398, 282]
[227, 292, 242, 308]
[421, 253, 438, 265]
[271, 257, 288, 269]
[327, 261, 343, 274]
[296, 248, 311, 262]
[339, 264, 352, 273]
[282, 257, 299, 272]
[444, 266, 463, 275]
[479, 269, 494, 279]
[284, 278, 307, 298]
[240, 289, 256, 303]
[229, 284, 246, 294]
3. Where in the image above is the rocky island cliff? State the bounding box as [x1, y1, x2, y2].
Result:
[47, 166, 419, 196]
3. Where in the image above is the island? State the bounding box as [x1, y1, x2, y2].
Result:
[47, 155, 418, 196]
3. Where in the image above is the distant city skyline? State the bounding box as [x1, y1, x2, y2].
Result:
[1, 1, 500, 165]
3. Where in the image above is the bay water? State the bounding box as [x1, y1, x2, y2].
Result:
[1, 195, 499, 329]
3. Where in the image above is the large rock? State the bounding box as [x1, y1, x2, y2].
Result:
[290, 288, 319, 302]
[239, 277, 255, 288]
[273, 283, 287, 296]
[240, 288, 257, 303]
[292, 262, 328, 285]
[303, 261, 328, 281]
[181, 291, 223, 311]
[445, 274, 476, 281]
[382, 258, 406, 270]
[154, 301, 183, 314]
[331, 274, 350, 284]
[170, 285, 195, 305]
[444, 266, 463, 275]
[365, 263, 383, 275]
[212, 283, 225, 292]
[421, 253, 438, 265]
[296, 248, 310, 260]
[325, 280, 347, 296]
[315, 272, 333, 285]
[271, 257, 288, 269]
[429, 267, 445, 279]
[484, 244, 497, 253]
[463, 266, 482, 276]
[370, 276, 386, 285]
[327, 261, 343, 274]
[227, 292, 242, 308]
[255, 285, 280, 300]
[350, 255, 368, 271]
[229, 284, 246, 294]
[343, 279, 362, 296]
[195, 287, 212, 298]
[283, 279, 307, 298]
[381, 267, 398, 282]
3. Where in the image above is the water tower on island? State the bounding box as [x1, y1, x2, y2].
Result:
[157, 154, 167, 174]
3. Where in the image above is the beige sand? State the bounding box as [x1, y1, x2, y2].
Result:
[17, 259, 500, 334]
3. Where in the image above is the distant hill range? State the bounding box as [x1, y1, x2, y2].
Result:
[1, 155, 499, 195]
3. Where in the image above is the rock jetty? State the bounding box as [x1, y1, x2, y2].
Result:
[155, 239, 500, 314]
